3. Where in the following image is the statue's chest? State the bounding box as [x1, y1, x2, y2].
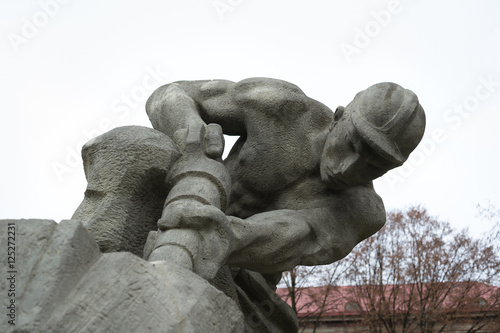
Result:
[227, 141, 302, 190]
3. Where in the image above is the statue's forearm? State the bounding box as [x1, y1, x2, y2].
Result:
[226, 211, 311, 273]
[226, 187, 386, 273]
[226, 208, 357, 273]
[146, 79, 247, 137]
[146, 83, 208, 140]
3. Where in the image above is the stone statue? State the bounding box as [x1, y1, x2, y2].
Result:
[9, 78, 423, 332]
[142, 78, 425, 276]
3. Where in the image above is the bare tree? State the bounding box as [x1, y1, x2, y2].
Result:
[279, 262, 351, 332]
[345, 206, 500, 333]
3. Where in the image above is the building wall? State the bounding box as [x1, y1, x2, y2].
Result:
[298, 314, 500, 333]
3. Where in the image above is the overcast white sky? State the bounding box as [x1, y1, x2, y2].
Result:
[1, 0, 499, 236]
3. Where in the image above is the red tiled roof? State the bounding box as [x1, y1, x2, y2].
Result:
[276, 282, 500, 318]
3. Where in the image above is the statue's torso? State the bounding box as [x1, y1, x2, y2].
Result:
[223, 110, 333, 218]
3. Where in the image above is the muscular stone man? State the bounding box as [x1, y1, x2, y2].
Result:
[145, 78, 425, 278]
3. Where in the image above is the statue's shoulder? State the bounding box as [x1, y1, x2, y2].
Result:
[234, 77, 304, 92]
[232, 77, 309, 119]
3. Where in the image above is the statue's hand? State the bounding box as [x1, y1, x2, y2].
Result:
[149, 199, 234, 280]
[157, 199, 227, 230]
[202, 123, 224, 159]
[173, 122, 224, 160]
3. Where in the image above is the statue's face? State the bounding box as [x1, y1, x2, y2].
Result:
[320, 105, 393, 189]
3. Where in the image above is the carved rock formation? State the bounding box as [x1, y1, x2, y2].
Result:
[0, 219, 243, 332]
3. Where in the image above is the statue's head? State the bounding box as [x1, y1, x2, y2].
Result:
[320, 82, 426, 189]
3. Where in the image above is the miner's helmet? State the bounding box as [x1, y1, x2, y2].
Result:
[349, 82, 426, 166]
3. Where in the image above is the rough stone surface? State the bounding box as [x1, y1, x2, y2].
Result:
[72, 125, 181, 258]
[0, 219, 244, 332]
